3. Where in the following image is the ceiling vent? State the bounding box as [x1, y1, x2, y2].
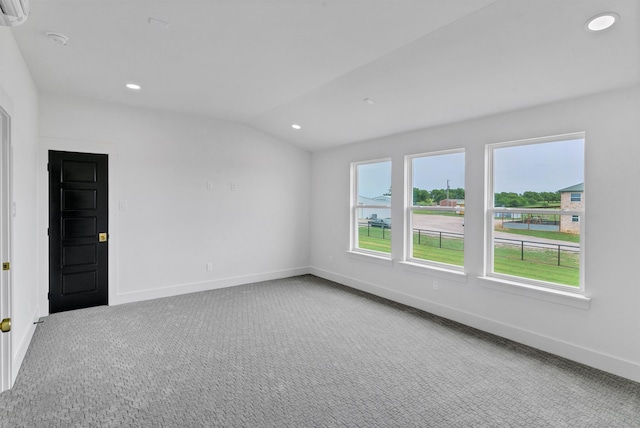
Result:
[0, 0, 29, 27]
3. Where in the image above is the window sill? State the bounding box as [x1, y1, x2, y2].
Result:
[398, 261, 467, 284]
[347, 250, 393, 267]
[478, 276, 590, 310]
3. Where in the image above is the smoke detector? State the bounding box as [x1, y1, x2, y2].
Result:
[46, 32, 69, 46]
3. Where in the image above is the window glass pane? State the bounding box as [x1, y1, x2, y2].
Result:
[493, 211, 581, 287]
[411, 211, 464, 266]
[492, 138, 584, 287]
[411, 152, 464, 266]
[356, 161, 391, 254]
[493, 139, 584, 208]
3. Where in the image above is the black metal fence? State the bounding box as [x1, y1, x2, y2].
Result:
[494, 237, 579, 268]
[359, 223, 579, 269]
[414, 229, 464, 252]
[359, 224, 464, 251]
[359, 222, 391, 239]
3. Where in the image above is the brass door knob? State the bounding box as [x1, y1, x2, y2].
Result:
[0, 318, 10, 333]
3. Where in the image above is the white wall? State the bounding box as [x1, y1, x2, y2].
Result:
[0, 29, 40, 386]
[4, 23, 638, 386]
[310, 85, 640, 382]
[37, 94, 310, 311]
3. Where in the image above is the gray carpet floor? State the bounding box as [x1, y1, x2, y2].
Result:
[0, 275, 638, 427]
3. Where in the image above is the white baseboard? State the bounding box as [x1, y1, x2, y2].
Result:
[11, 306, 40, 386]
[111, 267, 311, 306]
[309, 267, 640, 383]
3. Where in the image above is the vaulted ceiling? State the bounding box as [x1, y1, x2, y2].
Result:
[12, 0, 640, 151]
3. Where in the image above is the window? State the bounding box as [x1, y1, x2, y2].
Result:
[351, 159, 392, 256]
[406, 150, 464, 269]
[571, 193, 582, 202]
[486, 134, 585, 291]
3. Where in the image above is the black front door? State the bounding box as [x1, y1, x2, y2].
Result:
[49, 151, 108, 313]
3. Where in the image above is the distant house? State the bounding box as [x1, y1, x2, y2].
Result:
[439, 199, 465, 214]
[357, 195, 391, 220]
[558, 183, 584, 234]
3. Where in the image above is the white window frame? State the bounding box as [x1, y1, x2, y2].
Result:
[485, 132, 585, 294]
[405, 149, 465, 272]
[350, 158, 392, 259]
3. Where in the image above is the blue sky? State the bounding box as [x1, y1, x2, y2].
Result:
[494, 138, 584, 193]
[357, 161, 392, 198]
[413, 152, 465, 194]
[357, 138, 584, 197]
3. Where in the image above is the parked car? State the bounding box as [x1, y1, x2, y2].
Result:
[368, 218, 391, 229]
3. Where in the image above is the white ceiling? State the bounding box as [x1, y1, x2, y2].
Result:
[11, 0, 640, 151]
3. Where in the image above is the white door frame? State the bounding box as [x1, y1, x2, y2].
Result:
[0, 105, 13, 392]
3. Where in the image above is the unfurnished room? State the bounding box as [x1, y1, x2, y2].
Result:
[0, 0, 639, 426]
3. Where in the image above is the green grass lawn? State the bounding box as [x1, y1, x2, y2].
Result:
[358, 226, 392, 253]
[497, 227, 580, 243]
[412, 232, 464, 266]
[358, 226, 579, 287]
[413, 243, 464, 266]
[493, 244, 579, 286]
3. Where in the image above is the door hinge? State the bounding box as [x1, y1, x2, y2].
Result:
[47, 163, 49, 172]
[2, 262, 9, 271]
[47, 228, 49, 236]
[47, 292, 50, 300]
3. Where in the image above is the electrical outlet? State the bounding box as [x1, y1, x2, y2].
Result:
[328, 256, 333, 264]
[207, 182, 214, 191]
[206, 263, 213, 271]
[230, 182, 237, 191]
[433, 280, 439, 291]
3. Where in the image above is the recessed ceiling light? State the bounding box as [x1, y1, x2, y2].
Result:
[586, 13, 619, 32]
[125, 83, 141, 90]
[363, 97, 375, 105]
[291, 124, 301, 130]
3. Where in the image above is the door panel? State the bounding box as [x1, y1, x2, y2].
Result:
[62, 161, 97, 182]
[62, 189, 97, 210]
[62, 218, 97, 238]
[49, 151, 108, 313]
[62, 244, 97, 266]
[62, 271, 97, 294]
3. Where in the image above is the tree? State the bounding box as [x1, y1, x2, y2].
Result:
[449, 188, 465, 199]
[505, 195, 526, 207]
[413, 188, 432, 205]
[494, 191, 560, 207]
[540, 191, 560, 203]
[523, 191, 542, 205]
[495, 192, 524, 207]
[430, 189, 447, 203]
